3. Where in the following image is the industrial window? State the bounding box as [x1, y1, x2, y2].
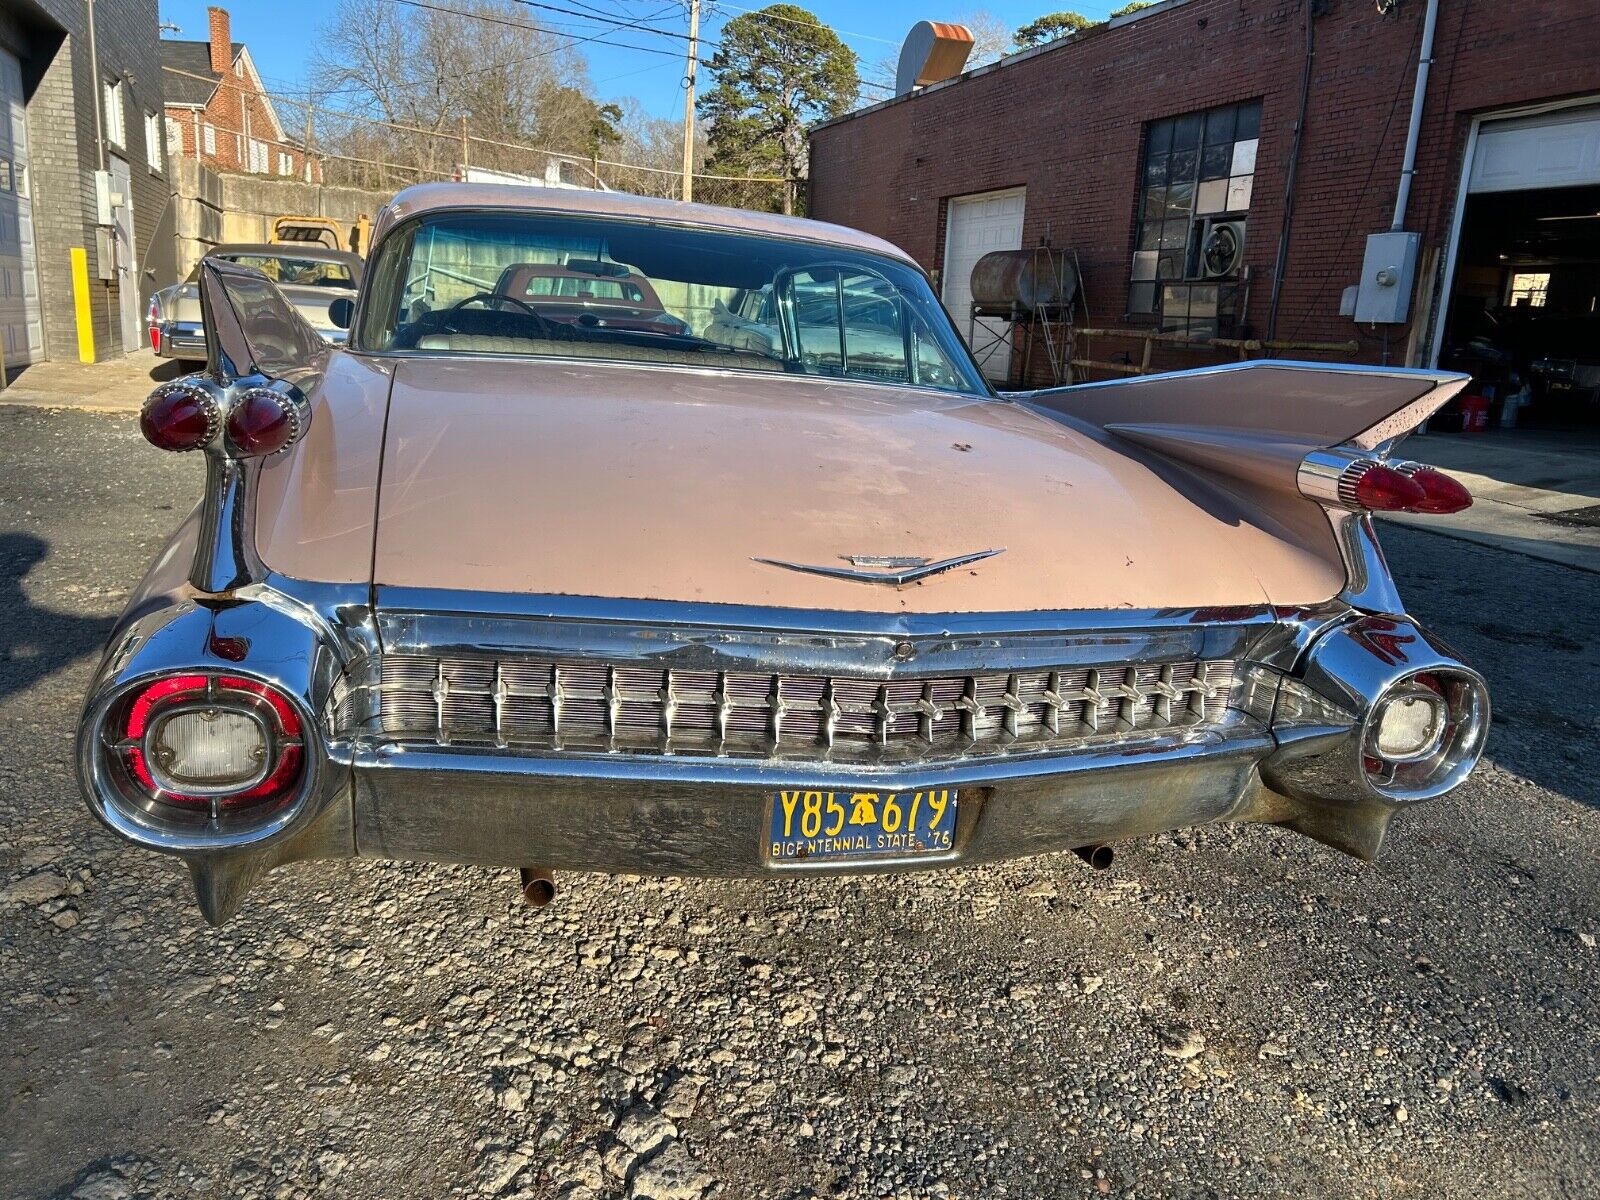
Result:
[103, 80, 126, 148]
[1507, 271, 1550, 308]
[1129, 99, 1261, 337]
[278, 151, 293, 176]
[202, 123, 216, 156]
[144, 111, 163, 172]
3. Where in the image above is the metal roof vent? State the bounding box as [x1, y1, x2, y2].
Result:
[895, 21, 976, 96]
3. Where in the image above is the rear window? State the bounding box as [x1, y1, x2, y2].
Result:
[519, 274, 647, 303]
[358, 210, 987, 395]
[188, 255, 354, 288]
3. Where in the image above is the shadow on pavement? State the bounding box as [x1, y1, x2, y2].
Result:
[0, 532, 113, 703]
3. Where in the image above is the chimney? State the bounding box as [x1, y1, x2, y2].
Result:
[208, 7, 232, 76]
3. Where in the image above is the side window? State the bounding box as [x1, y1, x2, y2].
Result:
[778, 266, 962, 388]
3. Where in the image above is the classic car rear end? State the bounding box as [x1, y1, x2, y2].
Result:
[79, 184, 1489, 923]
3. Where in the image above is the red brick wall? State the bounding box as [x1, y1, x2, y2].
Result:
[809, 0, 1600, 379]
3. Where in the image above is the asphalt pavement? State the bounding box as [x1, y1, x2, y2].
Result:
[1, 404, 1597, 1200]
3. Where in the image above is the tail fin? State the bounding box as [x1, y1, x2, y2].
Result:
[1021, 360, 1469, 494]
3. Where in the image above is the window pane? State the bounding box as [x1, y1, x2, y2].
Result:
[1147, 119, 1174, 155]
[1163, 179, 1194, 218]
[1236, 102, 1262, 140]
[1142, 184, 1166, 219]
[1156, 250, 1183, 280]
[1204, 106, 1237, 146]
[1200, 143, 1231, 180]
[1160, 220, 1190, 250]
[1138, 221, 1163, 250]
[1168, 148, 1197, 184]
[1172, 113, 1202, 149]
[1143, 152, 1169, 187]
[1197, 178, 1229, 215]
[1231, 138, 1259, 175]
[1128, 282, 1156, 313]
[1131, 250, 1158, 281]
[1226, 175, 1254, 211]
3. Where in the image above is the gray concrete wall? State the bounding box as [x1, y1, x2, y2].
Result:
[169, 161, 389, 274]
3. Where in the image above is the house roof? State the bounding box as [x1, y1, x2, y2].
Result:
[160, 39, 245, 107]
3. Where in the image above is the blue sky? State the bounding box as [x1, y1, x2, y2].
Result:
[158, 0, 1129, 120]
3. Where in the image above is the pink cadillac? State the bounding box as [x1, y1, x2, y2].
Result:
[77, 184, 1489, 922]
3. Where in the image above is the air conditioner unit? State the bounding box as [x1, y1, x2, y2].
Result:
[1200, 219, 1246, 279]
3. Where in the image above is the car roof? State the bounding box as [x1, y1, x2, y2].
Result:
[373, 183, 917, 265]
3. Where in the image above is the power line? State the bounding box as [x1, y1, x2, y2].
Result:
[161, 63, 782, 181]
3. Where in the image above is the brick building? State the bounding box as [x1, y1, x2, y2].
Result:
[810, 0, 1600, 425]
[161, 7, 314, 181]
[0, 0, 174, 367]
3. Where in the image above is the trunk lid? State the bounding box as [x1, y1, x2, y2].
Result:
[372, 358, 1343, 614]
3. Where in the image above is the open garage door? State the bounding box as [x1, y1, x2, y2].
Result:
[1438, 104, 1600, 428]
[0, 47, 42, 372]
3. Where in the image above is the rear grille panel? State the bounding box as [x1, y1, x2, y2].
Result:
[371, 654, 1238, 763]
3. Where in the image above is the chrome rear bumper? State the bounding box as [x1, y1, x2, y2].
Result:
[350, 721, 1273, 877]
[76, 577, 1489, 922]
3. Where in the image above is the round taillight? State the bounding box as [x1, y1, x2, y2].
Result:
[1347, 462, 1428, 512]
[110, 673, 306, 815]
[140, 383, 218, 452]
[225, 389, 300, 456]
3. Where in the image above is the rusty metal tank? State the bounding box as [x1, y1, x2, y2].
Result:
[969, 249, 1078, 314]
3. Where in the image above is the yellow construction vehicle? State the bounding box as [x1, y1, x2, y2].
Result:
[270, 214, 371, 257]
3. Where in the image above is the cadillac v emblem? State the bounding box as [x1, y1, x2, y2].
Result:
[753, 548, 1006, 585]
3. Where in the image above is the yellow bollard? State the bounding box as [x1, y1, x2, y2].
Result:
[71, 247, 95, 363]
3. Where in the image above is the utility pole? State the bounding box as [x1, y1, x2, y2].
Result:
[680, 0, 700, 202]
[303, 93, 315, 185]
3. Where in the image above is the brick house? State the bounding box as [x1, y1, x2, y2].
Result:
[810, 0, 1600, 426]
[0, 0, 175, 366]
[162, 7, 315, 181]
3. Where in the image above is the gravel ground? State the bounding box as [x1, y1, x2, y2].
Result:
[1, 404, 1597, 1200]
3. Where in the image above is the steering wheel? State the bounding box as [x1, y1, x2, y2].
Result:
[442, 291, 559, 335]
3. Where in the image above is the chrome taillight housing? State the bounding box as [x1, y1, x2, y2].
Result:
[1298, 449, 1473, 515]
[103, 673, 306, 824]
[1359, 666, 1489, 801]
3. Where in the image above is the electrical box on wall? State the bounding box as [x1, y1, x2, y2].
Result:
[1353, 231, 1420, 324]
[94, 228, 116, 280]
[94, 170, 114, 225]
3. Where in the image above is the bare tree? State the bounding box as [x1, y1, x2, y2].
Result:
[310, 0, 598, 187]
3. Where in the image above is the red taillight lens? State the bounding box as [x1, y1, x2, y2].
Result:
[110, 673, 306, 814]
[150, 325, 161, 351]
[226, 389, 299, 456]
[140, 384, 217, 452]
[1406, 467, 1472, 514]
[1350, 463, 1428, 512]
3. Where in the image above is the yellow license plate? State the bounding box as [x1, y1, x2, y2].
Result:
[767, 789, 957, 863]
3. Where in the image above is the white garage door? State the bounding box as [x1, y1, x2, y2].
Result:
[0, 47, 41, 369]
[1470, 104, 1600, 193]
[942, 188, 1024, 382]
